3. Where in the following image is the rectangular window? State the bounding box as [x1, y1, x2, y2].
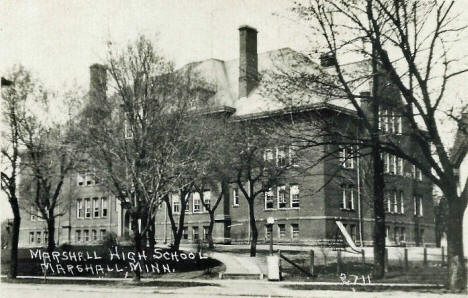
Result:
[84, 230, 89, 242]
[265, 188, 274, 209]
[291, 224, 299, 239]
[29, 232, 34, 244]
[399, 191, 405, 214]
[233, 188, 240, 206]
[413, 195, 423, 216]
[36, 232, 41, 244]
[396, 157, 403, 176]
[388, 110, 394, 133]
[44, 231, 48, 244]
[386, 191, 392, 213]
[340, 146, 354, 169]
[92, 230, 97, 241]
[277, 185, 287, 209]
[203, 226, 209, 240]
[277, 147, 287, 167]
[183, 227, 188, 239]
[193, 192, 201, 213]
[77, 172, 85, 186]
[396, 115, 402, 134]
[172, 194, 180, 214]
[76, 199, 83, 218]
[290, 184, 300, 208]
[265, 226, 271, 239]
[193, 227, 199, 240]
[76, 230, 81, 242]
[264, 149, 274, 162]
[341, 185, 354, 210]
[350, 224, 356, 242]
[278, 224, 286, 238]
[382, 109, 388, 133]
[393, 191, 398, 213]
[289, 146, 298, 166]
[417, 168, 423, 181]
[84, 198, 91, 218]
[102, 197, 108, 217]
[413, 196, 417, 215]
[419, 196, 423, 216]
[390, 155, 396, 174]
[347, 186, 354, 210]
[203, 191, 211, 212]
[93, 197, 100, 218]
[100, 229, 106, 240]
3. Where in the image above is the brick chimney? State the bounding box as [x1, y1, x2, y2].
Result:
[238, 25, 258, 98]
[89, 64, 107, 100]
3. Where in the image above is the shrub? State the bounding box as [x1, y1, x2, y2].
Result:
[102, 232, 117, 249]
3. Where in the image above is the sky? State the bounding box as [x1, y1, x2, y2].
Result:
[1, 0, 468, 222]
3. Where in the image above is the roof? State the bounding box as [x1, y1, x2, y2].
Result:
[179, 48, 359, 118]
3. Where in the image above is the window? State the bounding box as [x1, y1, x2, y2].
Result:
[265, 226, 271, 239]
[394, 227, 400, 243]
[84, 230, 89, 242]
[381, 109, 388, 133]
[76, 230, 81, 242]
[93, 197, 100, 218]
[290, 184, 300, 208]
[172, 194, 180, 214]
[278, 224, 286, 238]
[412, 164, 417, 179]
[291, 224, 299, 239]
[341, 185, 354, 210]
[100, 229, 106, 240]
[400, 227, 406, 242]
[396, 115, 402, 134]
[289, 146, 298, 166]
[277, 147, 287, 167]
[92, 230, 97, 241]
[265, 188, 274, 209]
[36, 232, 41, 244]
[385, 191, 392, 213]
[193, 193, 201, 213]
[77, 172, 85, 186]
[393, 191, 398, 213]
[277, 185, 287, 209]
[85, 198, 91, 218]
[339, 146, 354, 169]
[388, 110, 394, 133]
[203, 190, 211, 212]
[413, 195, 423, 216]
[101, 197, 108, 217]
[30, 206, 36, 221]
[396, 157, 403, 176]
[77, 199, 83, 218]
[203, 226, 209, 240]
[29, 232, 34, 244]
[264, 149, 274, 162]
[399, 191, 405, 214]
[44, 231, 48, 244]
[390, 155, 396, 174]
[193, 227, 199, 240]
[233, 188, 240, 206]
[183, 227, 188, 239]
[417, 168, 423, 181]
[385, 226, 389, 238]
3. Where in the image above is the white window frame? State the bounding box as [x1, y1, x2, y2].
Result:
[193, 192, 201, 213]
[92, 229, 97, 241]
[36, 231, 41, 244]
[393, 190, 398, 213]
[93, 197, 100, 218]
[84, 229, 89, 242]
[84, 198, 91, 218]
[400, 191, 405, 214]
[265, 188, 274, 210]
[192, 226, 199, 240]
[29, 232, 34, 244]
[203, 190, 211, 212]
[417, 168, 423, 181]
[290, 184, 300, 208]
[291, 224, 299, 239]
[233, 188, 240, 206]
[76, 230, 81, 242]
[172, 194, 180, 214]
[76, 199, 83, 218]
[277, 185, 287, 209]
[278, 224, 286, 238]
[276, 147, 287, 167]
[100, 229, 106, 240]
[264, 149, 274, 162]
[101, 197, 108, 217]
[418, 196, 424, 216]
[341, 184, 347, 209]
[396, 115, 402, 134]
[43, 231, 48, 244]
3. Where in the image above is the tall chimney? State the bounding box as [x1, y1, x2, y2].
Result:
[89, 64, 107, 101]
[238, 25, 258, 99]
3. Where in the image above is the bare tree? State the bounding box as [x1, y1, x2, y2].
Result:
[80, 36, 205, 281]
[271, 0, 468, 290]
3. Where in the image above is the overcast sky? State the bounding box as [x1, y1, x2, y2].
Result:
[1, 1, 468, 221]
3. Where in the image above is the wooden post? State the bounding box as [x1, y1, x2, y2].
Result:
[336, 250, 342, 274]
[441, 246, 445, 265]
[404, 248, 409, 271]
[384, 248, 388, 272]
[309, 250, 315, 276]
[423, 247, 428, 267]
[361, 249, 365, 264]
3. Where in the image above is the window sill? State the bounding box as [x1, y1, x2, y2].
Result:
[340, 208, 356, 212]
[232, 205, 239, 208]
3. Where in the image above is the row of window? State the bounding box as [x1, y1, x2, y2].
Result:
[379, 108, 403, 134]
[382, 153, 423, 180]
[263, 146, 297, 167]
[75, 229, 107, 242]
[172, 191, 211, 214]
[384, 190, 405, 214]
[76, 197, 108, 219]
[29, 207, 45, 221]
[179, 226, 210, 241]
[77, 171, 100, 187]
[29, 231, 48, 244]
[265, 223, 300, 239]
[264, 185, 300, 210]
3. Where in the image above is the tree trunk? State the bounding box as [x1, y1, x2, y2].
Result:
[131, 215, 142, 282]
[208, 212, 215, 249]
[372, 144, 386, 279]
[148, 219, 155, 253]
[446, 198, 467, 291]
[47, 216, 56, 253]
[248, 200, 258, 257]
[9, 202, 20, 279]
